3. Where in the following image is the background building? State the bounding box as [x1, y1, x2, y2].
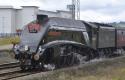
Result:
[0, 5, 72, 33]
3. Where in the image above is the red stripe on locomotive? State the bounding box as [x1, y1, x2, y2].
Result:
[28, 23, 41, 32]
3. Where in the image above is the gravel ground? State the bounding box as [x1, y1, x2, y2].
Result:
[0, 44, 17, 64]
[11, 56, 125, 80]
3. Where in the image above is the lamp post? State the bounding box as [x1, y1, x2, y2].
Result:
[2, 17, 5, 34]
[67, 0, 80, 20]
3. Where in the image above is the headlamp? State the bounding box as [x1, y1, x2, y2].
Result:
[25, 45, 29, 51]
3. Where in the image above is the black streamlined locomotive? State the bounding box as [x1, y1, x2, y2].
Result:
[13, 17, 125, 70]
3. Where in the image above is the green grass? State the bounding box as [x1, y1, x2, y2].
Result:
[0, 36, 20, 45]
[21, 56, 125, 80]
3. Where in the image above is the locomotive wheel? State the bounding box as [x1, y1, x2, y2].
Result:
[19, 59, 32, 71]
[20, 64, 34, 71]
[58, 53, 80, 68]
[85, 49, 95, 61]
[70, 53, 80, 65]
[70, 53, 75, 66]
[57, 47, 82, 68]
[20, 65, 26, 71]
[20, 60, 26, 71]
[98, 50, 105, 58]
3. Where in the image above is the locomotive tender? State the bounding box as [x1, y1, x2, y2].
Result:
[14, 17, 125, 70]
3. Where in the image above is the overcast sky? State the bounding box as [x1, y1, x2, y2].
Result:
[0, 0, 125, 22]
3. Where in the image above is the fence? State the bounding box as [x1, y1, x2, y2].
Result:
[0, 33, 21, 38]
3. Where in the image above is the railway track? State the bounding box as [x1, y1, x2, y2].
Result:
[0, 62, 20, 70]
[0, 70, 40, 80]
[0, 62, 42, 80]
[0, 53, 122, 80]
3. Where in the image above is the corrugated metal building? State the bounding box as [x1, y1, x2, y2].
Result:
[0, 5, 72, 33]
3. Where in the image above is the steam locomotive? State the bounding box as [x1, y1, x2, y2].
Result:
[13, 17, 125, 70]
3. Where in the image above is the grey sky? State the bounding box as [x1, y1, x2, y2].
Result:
[0, 0, 125, 22]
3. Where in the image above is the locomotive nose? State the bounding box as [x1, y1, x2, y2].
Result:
[34, 53, 40, 61]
